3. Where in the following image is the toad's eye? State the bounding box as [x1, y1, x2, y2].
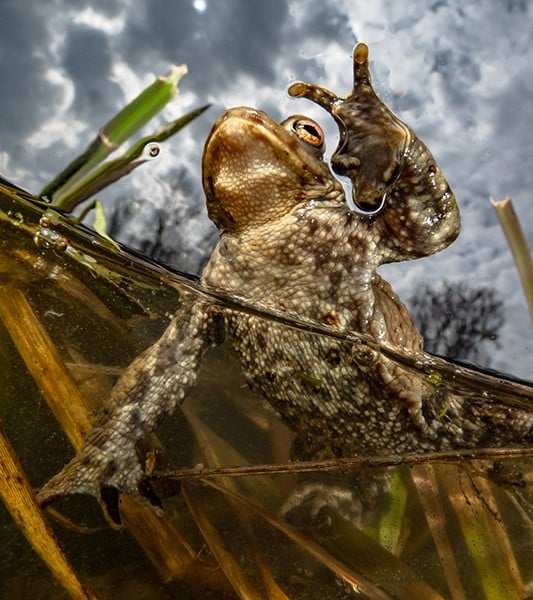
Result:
[281, 115, 325, 159]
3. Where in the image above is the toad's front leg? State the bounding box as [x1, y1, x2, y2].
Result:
[37, 300, 213, 523]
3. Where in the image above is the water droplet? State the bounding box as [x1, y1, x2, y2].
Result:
[144, 142, 160, 160]
[33, 218, 69, 251]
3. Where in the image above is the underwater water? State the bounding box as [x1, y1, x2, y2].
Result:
[0, 181, 531, 599]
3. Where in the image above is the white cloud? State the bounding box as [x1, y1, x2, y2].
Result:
[72, 6, 125, 35]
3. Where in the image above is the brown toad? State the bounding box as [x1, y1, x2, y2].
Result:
[38, 43, 532, 519]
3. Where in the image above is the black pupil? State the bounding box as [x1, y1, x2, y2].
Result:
[302, 123, 318, 138]
[296, 121, 320, 142]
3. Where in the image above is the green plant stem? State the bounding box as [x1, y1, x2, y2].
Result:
[40, 65, 188, 205]
[490, 196, 533, 320]
[55, 104, 209, 212]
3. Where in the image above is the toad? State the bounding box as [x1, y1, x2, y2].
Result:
[38, 44, 532, 519]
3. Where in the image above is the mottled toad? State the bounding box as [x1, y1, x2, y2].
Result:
[38, 44, 532, 521]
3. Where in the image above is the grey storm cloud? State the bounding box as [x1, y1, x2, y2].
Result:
[123, 0, 291, 88]
[117, 0, 355, 109]
[62, 25, 122, 122]
[0, 4, 56, 155]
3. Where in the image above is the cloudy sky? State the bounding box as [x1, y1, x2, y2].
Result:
[0, 0, 532, 377]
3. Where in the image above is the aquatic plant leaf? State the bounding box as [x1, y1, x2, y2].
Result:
[411, 464, 467, 599]
[182, 405, 291, 598]
[0, 424, 97, 600]
[444, 465, 524, 599]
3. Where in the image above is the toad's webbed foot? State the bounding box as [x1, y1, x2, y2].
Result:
[37, 434, 158, 526]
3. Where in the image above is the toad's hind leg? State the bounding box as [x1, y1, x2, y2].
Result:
[37, 300, 213, 523]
